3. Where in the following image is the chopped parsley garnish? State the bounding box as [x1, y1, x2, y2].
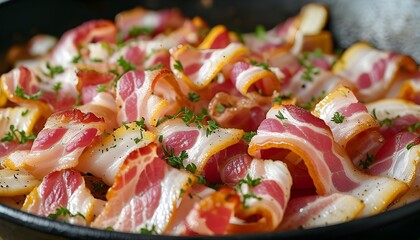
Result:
[250, 59, 270, 71]
[129, 26, 153, 37]
[15, 86, 43, 100]
[163, 148, 189, 170]
[299, 52, 320, 82]
[186, 163, 197, 174]
[407, 122, 420, 133]
[238, 174, 261, 187]
[140, 224, 157, 235]
[371, 109, 400, 127]
[243, 131, 257, 143]
[187, 92, 201, 102]
[407, 142, 415, 150]
[71, 54, 82, 64]
[313, 48, 324, 58]
[53, 82, 62, 93]
[359, 153, 375, 169]
[91, 58, 103, 63]
[173, 60, 184, 71]
[236, 30, 245, 43]
[96, 85, 106, 92]
[275, 111, 287, 120]
[1, 125, 36, 144]
[109, 56, 137, 82]
[206, 120, 220, 137]
[255, 25, 266, 40]
[241, 193, 262, 209]
[331, 112, 345, 123]
[216, 103, 226, 113]
[273, 94, 292, 104]
[144, 63, 163, 71]
[45, 62, 64, 78]
[48, 207, 85, 221]
[21, 109, 30, 116]
[135, 118, 146, 140]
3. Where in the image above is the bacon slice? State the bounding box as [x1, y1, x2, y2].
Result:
[278, 193, 364, 230]
[184, 159, 292, 235]
[366, 98, 420, 138]
[156, 118, 243, 173]
[332, 42, 417, 102]
[22, 169, 95, 225]
[249, 104, 407, 216]
[313, 86, 383, 164]
[170, 43, 248, 90]
[198, 25, 234, 49]
[91, 143, 194, 233]
[22, 109, 105, 179]
[50, 20, 117, 67]
[207, 92, 272, 132]
[116, 69, 184, 128]
[115, 7, 185, 39]
[78, 92, 118, 132]
[0, 169, 40, 197]
[230, 61, 281, 96]
[367, 132, 420, 185]
[77, 122, 156, 186]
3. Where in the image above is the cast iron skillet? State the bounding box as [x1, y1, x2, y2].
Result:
[1, 0, 420, 239]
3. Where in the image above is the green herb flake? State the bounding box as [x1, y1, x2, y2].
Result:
[164, 149, 189, 170]
[15, 86, 43, 100]
[331, 112, 345, 124]
[96, 85, 106, 93]
[273, 94, 292, 104]
[250, 59, 270, 71]
[407, 142, 415, 150]
[238, 174, 262, 188]
[187, 92, 201, 102]
[1, 125, 36, 144]
[144, 63, 163, 71]
[21, 109, 30, 117]
[71, 54, 82, 64]
[173, 60, 184, 71]
[255, 25, 266, 40]
[53, 82, 62, 93]
[139, 224, 157, 235]
[243, 131, 257, 143]
[186, 163, 197, 174]
[45, 62, 64, 78]
[48, 206, 85, 221]
[407, 122, 420, 133]
[216, 103, 226, 114]
[359, 153, 375, 169]
[129, 26, 153, 37]
[275, 111, 287, 120]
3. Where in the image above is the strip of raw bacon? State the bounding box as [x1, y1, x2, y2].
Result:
[77, 122, 156, 186]
[198, 25, 234, 49]
[22, 109, 105, 179]
[156, 118, 243, 173]
[332, 42, 417, 102]
[91, 143, 195, 233]
[230, 61, 281, 96]
[170, 43, 248, 90]
[0, 169, 40, 197]
[207, 92, 272, 132]
[77, 70, 115, 104]
[115, 7, 185, 39]
[50, 20, 117, 67]
[278, 193, 364, 230]
[22, 169, 95, 225]
[281, 68, 353, 110]
[78, 92, 118, 132]
[366, 132, 420, 185]
[249, 104, 407, 216]
[313, 87, 382, 164]
[184, 159, 292, 235]
[116, 69, 184, 128]
[366, 98, 420, 138]
[1, 143, 32, 170]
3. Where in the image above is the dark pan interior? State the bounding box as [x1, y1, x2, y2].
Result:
[0, 0, 420, 239]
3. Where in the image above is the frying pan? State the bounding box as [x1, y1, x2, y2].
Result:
[1, 0, 420, 239]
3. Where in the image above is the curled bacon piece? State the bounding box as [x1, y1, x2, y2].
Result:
[313, 86, 383, 164]
[116, 69, 184, 128]
[249, 104, 407, 216]
[91, 143, 194, 233]
[333, 42, 417, 102]
[22, 109, 105, 179]
[22, 169, 95, 225]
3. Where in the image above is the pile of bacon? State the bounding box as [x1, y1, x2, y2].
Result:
[1, 3, 420, 236]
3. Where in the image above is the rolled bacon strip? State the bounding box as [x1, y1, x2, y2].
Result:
[22, 169, 96, 225]
[22, 109, 105, 179]
[249, 104, 407, 216]
[116, 68, 184, 128]
[156, 118, 243, 173]
[91, 143, 195, 233]
[313, 86, 382, 164]
[332, 42, 417, 102]
[170, 43, 248, 90]
[184, 158, 292, 235]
